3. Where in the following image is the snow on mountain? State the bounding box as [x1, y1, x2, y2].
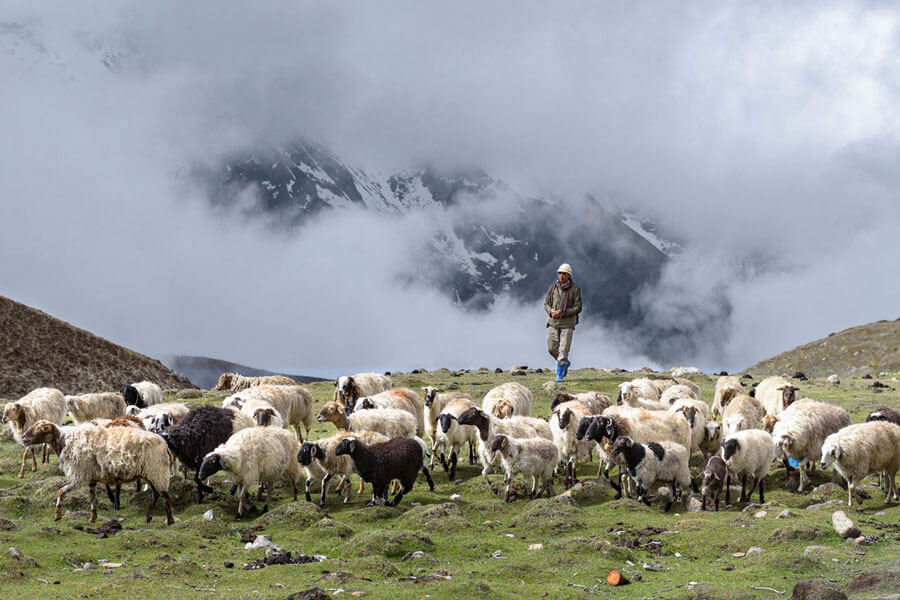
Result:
[620, 211, 684, 257]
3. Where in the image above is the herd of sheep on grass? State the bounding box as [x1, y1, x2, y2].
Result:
[2, 371, 900, 525]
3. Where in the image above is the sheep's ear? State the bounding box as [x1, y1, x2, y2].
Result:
[348, 439, 356, 453]
[625, 438, 633, 447]
[713, 473, 721, 481]
[310, 444, 319, 459]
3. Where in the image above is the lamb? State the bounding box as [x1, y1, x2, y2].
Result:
[23, 420, 174, 524]
[700, 455, 727, 511]
[198, 427, 302, 519]
[711, 376, 744, 419]
[616, 380, 666, 411]
[482, 382, 532, 418]
[422, 387, 475, 460]
[489, 434, 558, 502]
[225, 384, 314, 440]
[699, 421, 723, 462]
[820, 421, 900, 507]
[609, 436, 692, 511]
[456, 407, 552, 482]
[433, 399, 480, 480]
[316, 401, 417, 439]
[159, 406, 255, 503]
[550, 391, 610, 415]
[126, 402, 190, 434]
[121, 381, 164, 409]
[1, 387, 67, 477]
[297, 430, 389, 505]
[867, 407, 900, 427]
[755, 376, 800, 416]
[66, 392, 126, 423]
[550, 401, 596, 488]
[334, 436, 435, 506]
[770, 400, 851, 492]
[333, 372, 392, 409]
[213, 372, 296, 392]
[721, 429, 778, 504]
[351, 388, 425, 437]
[721, 393, 765, 437]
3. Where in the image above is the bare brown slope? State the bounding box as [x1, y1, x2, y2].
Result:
[0, 295, 195, 399]
[744, 317, 900, 378]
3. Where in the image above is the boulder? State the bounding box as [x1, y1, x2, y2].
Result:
[832, 511, 861, 539]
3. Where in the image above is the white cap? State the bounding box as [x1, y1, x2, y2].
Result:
[557, 263, 572, 276]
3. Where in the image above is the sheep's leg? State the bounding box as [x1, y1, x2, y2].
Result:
[847, 482, 856, 507]
[504, 475, 512, 503]
[54, 480, 78, 520]
[18, 447, 30, 478]
[391, 481, 411, 507]
[468, 440, 476, 465]
[545, 474, 555, 498]
[530, 474, 538, 499]
[701, 492, 707, 511]
[739, 474, 748, 503]
[42, 443, 50, 464]
[256, 483, 266, 501]
[690, 476, 699, 494]
[305, 477, 313, 503]
[113, 485, 122, 511]
[758, 477, 765, 504]
[194, 470, 214, 504]
[439, 451, 448, 471]
[229, 484, 237, 495]
[319, 473, 333, 506]
[663, 483, 674, 512]
[798, 461, 809, 493]
[448, 451, 458, 481]
[725, 474, 732, 507]
[610, 472, 623, 499]
[88, 483, 98, 523]
[745, 476, 760, 502]
[422, 464, 435, 491]
[30, 447, 37, 473]
[714, 494, 720, 512]
[161, 491, 175, 525]
[105, 485, 117, 508]
[637, 483, 650, 507]
[263, 482, 272, 513]
[357, 478, 364, 495]
[146, 483, 159, 523]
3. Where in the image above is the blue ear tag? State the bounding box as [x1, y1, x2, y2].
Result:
[788, 457, 800, 468]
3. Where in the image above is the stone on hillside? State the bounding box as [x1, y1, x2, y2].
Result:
[803, 546, 830, 556]
[832, 511, 861, 539]
[746, 547, 764, 555]
[685, 497, 703, 512]
[776, 510, 794, 519]
[826, 374, 840, 385]
[202, 510, 215, 521]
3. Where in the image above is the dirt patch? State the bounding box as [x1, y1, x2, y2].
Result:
[508, 496, 581, 533]
[770, 525, 822, 543]
[346, 530, 434, 558]
[343, 505, 399, 523]
[347, 555, 401, 577]
[244, 551, 322, 570]
[668, 584, 746, 600]
[313, 517, 354, 538]
[171, 514, 237, 539]
[256, 501, 324, 528]
[607, 526, 668, 555]
[848, 572, 882, 592]
[398, 502, 469, 532]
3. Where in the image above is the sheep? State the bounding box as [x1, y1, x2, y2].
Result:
[159, 406, 255, 504]
[489, 434, 558, 502]
[422, 387, 475, 464]
[550, 391, 610, 415]
[351, 388, 425, 437]
[660, 384, 701, 406]
[755, 376, 800, 416]
[609, 436, 692, 511]
[722, 429, 778, 504]
[699, 421, 723, 462]
[711, 376, 744, 419]
[669, 399, 708, 456]
[422, 387, 473, 444]
[225, 384, 314, 440]
[616, 380, 667, 411]
[198, 427, 302, 519]
[333, 372, 392, 409]
[649, 377, 702, 399]
[575, 416, 615, 480]
[867, 407, 900, 427]
[721, 393, 765, 437]
[456, 407, 551, 484]
[126, 402, 190, 434]
[66, 392, 126, 423]
[297, 430, 390, 505]
[700, 455, 727, 511]
[821, 421, 900, 507]
[236, 397, 285, 428]
[770, 400, 851, 492]
[334, 436, 435, 506]
[316, 401, 417, 439]
[482, 382, 532, 419]
[1, 387, 67, 477]
[120, 381, 164, 409]
[213, 372, 296, 392]
[550, 401, 596, 488]
[23, 420, 174, 524]
[433, 399, 480, 480]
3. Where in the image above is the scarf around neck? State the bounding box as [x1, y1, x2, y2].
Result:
[547, 279, 573, 315]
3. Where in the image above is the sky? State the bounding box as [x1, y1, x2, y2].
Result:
[2, 1, 899, 376]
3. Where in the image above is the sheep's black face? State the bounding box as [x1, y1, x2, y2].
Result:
[334, 438, 355, 456]
[198, 454, 225, 480]
[489, 435, 507, 453]
[604, 419, 619, 442]
[609, 436, 629, 457]
[160, 432, 178, 453]
[423, 389, 436, 406]
[585, 418, 606, 442]
[438, 413, 454, 434]
[297, 442, 316, 465]
[575, 416, 593, 440]
[456, 408, 480, 427]
[722, 439, 740, 460]
[615, 389, 623, 405]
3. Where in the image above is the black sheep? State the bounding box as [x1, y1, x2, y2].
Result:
[121, 385, 143, 408]
[159, 406, 246, 504]
[867, 407, 900, 426]
[334, 437, 434, 506]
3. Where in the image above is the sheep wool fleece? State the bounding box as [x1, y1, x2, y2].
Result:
[544, 280, 581, 366]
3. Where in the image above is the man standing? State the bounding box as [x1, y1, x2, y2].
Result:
[544, 263, 582, 382]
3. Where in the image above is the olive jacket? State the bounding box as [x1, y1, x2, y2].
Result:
[544, 281, 582, 329]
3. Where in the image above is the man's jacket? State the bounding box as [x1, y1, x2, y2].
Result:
[544, 281, 582, 328]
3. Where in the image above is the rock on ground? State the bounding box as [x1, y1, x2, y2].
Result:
[832, 511, 861, 539]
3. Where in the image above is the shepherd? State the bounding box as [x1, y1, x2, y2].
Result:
[544, 263, 582, 382]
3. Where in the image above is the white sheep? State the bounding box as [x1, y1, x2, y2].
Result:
[66, 392, 126, 423]
[653, 378, 702, 400]
[616, 380, 668, 411]
[456, 407, 552, 482]
[2, 387, 67, 477]
[225, 384, 314, 440]
[699, 421, 723, 462]
[660, 384, 701, 406]
[238, 398, 285, 428]
[721, 393, 765, 437]
[550, 391, 610, 415]
[316, 401, 417, 439]
[722, 429, 778, 504]
[121, 381, 164, 408]
[770, 399, 851, 492]
[482, 382, 532, 419]
[711, 376, 744, 419]
[198, 426, 302, 519]
[433, 399, 480, 479]
[352, 388, 425, 437]
[422, 387, 474, 452]
[489, 434, 558, 502]
[298, 430, 390, 505]
[23, 421, 174, 524]
[755, 376, 800, 416]
[821, 421, 900, 507]
[669, 398, 709, 455]
[333, 372, 392, 408]
[609, 436, 692, 511]
[125, 402, 190, 434]
[213, 372, 296, 392]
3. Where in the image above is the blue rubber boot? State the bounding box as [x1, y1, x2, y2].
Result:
[556, 363, 564, 382]
[560, 361, 570, 379]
